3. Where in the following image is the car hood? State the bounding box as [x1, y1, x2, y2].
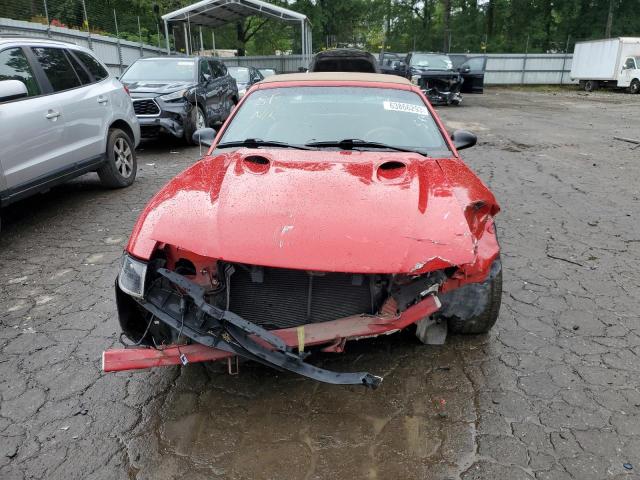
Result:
[121, 80, 195, 95]
[127, 149, 498, 274]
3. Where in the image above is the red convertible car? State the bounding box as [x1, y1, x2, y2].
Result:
[105, 73, 501, 388]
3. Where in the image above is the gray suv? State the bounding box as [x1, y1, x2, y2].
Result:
[0, 36, 140, 215]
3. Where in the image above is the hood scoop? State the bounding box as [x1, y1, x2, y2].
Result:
[242, 155, 271, 174]
[377, 160, 408, 182]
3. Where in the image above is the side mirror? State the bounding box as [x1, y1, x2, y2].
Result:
[461, 65, 471, 74]
[451, 130, 477, 150]
[192, 127, 217, 147]
[0, 80, 28, 103]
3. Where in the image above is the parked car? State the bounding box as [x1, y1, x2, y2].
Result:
[258, 68, 277, 78]
[570, 37, 640, 93]
[0, 36, 140, 223]
[226, 66, 264, 98]
[403, 52, 464, 105]
[120, 56, 238, 144]
[105, 72, 502, 389]
[379, 52, 405, 76]
[449, 54, 487, 94]
[309, 48, 379, 73]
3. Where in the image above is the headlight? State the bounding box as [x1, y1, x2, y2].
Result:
[159, 89, 188, 102]
[118, 254, 148, 298]
[411, 75, 420, 85]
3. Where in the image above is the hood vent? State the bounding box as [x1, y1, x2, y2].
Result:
[242, 155, 271, 174]
[377, 160, 407, 181]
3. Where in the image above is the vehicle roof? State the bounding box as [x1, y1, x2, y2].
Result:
[260, 72, 411, 85]
[0, 36, 78, 47]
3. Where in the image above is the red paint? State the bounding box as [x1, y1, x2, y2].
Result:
[103, 295, 441, 372]
[127, 77, 498, 278]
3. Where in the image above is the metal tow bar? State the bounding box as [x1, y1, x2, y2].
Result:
[142, 268, 383, 389]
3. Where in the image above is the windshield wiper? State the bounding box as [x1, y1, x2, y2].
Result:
[216, 138, 312, 150]
[305, 139, 427, 156]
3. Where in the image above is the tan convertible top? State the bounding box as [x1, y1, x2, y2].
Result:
[260, 72, 412, 85]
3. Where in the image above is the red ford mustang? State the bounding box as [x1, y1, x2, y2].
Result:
[105, 72, 501, 388]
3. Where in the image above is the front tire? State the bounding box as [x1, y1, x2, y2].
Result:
[629, 79, 640, 94]
[185, 105, 206, 145]
[97, 129, 136, 188]
[446, 266, 503, 335]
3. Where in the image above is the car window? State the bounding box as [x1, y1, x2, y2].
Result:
[121, 58, 195, 82]
[464, 57, 486, 71]
[228, 66, 250, 83]
[212, 61, 226, 78]
[32, 47, 81, 92]
[74, 50, 109, 81]
[625, 57, 636, 69]
[199, 59, 211, 81]
[0, 47, 40, 97]
[65, 50, 91, 84]
[219, 86, 448, 152]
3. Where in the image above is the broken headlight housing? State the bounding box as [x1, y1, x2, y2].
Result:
[118, 254, 148, 298]
[159, 89, 188, 102]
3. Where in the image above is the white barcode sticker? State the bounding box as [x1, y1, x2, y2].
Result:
[383, 101, 429, 115]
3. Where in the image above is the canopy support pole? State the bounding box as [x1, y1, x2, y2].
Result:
[164, 19, 170, 55]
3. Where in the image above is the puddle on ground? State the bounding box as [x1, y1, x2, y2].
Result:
[126, 333, 492, 480]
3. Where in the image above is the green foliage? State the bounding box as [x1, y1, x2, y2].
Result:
[2, 0, 639, 54]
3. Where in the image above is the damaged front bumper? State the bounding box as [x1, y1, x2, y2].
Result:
[107, 267, 442, 388]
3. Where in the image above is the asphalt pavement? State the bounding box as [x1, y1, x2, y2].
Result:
[1, 87, 639, 480]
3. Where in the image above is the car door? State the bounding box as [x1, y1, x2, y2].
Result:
[198, 59, 216, 125]
[459, 56, 487, 94]
[622, 57, 637, 86]
[0, 46, 67, 194]
[208, 60, 229, 123]
[31, 46, 108, 164]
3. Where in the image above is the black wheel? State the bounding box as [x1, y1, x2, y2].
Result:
[185, 105, 206, 145]
[584, 80, 598, 92]
[629, 79, 640, 94]
[447, 267, 502, 334]
[97, 128, 136, 188]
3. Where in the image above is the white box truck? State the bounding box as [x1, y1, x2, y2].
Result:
[570, 37, 640, 93]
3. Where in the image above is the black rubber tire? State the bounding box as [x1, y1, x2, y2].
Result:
[185, 105, 206, 145]
[584, 80, 598, 92]
[447, 268, 503, 334]
[629, 79, 640, 94]
[97, 129, 136, 188]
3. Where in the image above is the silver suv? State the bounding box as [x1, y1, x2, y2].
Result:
[0, 36, 140, 211]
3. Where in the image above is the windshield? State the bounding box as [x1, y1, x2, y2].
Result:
[218, 87, 448, 153]
[227, 67, 250, 83]
[121, 59, 196, 82]
[410, 54, 453, 70]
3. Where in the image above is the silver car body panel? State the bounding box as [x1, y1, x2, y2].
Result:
[0, 37, 139, 199]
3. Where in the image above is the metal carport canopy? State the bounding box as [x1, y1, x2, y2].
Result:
[161, 0, 312, 60]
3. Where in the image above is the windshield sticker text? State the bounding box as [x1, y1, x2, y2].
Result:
[383, 101, 429, 116]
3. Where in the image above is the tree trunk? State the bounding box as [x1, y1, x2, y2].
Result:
[442, 0, 451, 52]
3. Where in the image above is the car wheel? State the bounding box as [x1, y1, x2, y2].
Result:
[584, 80, 598, 92]
[97, 128, 137, 188]
[629, 79, 640, 94]
[185, 105, 206, 145]
[446, 266, 502, 335]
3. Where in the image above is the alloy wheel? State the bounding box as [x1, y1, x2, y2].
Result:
[114, 137, 133, 178]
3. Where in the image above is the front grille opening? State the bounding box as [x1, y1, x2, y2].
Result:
[133, 99, 160, 116]
[226, 264, 388, 330]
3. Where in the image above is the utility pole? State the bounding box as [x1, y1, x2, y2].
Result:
[605, 0, 614, 38]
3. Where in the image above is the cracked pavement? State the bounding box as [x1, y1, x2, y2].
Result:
[1, 88, 640, 479]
